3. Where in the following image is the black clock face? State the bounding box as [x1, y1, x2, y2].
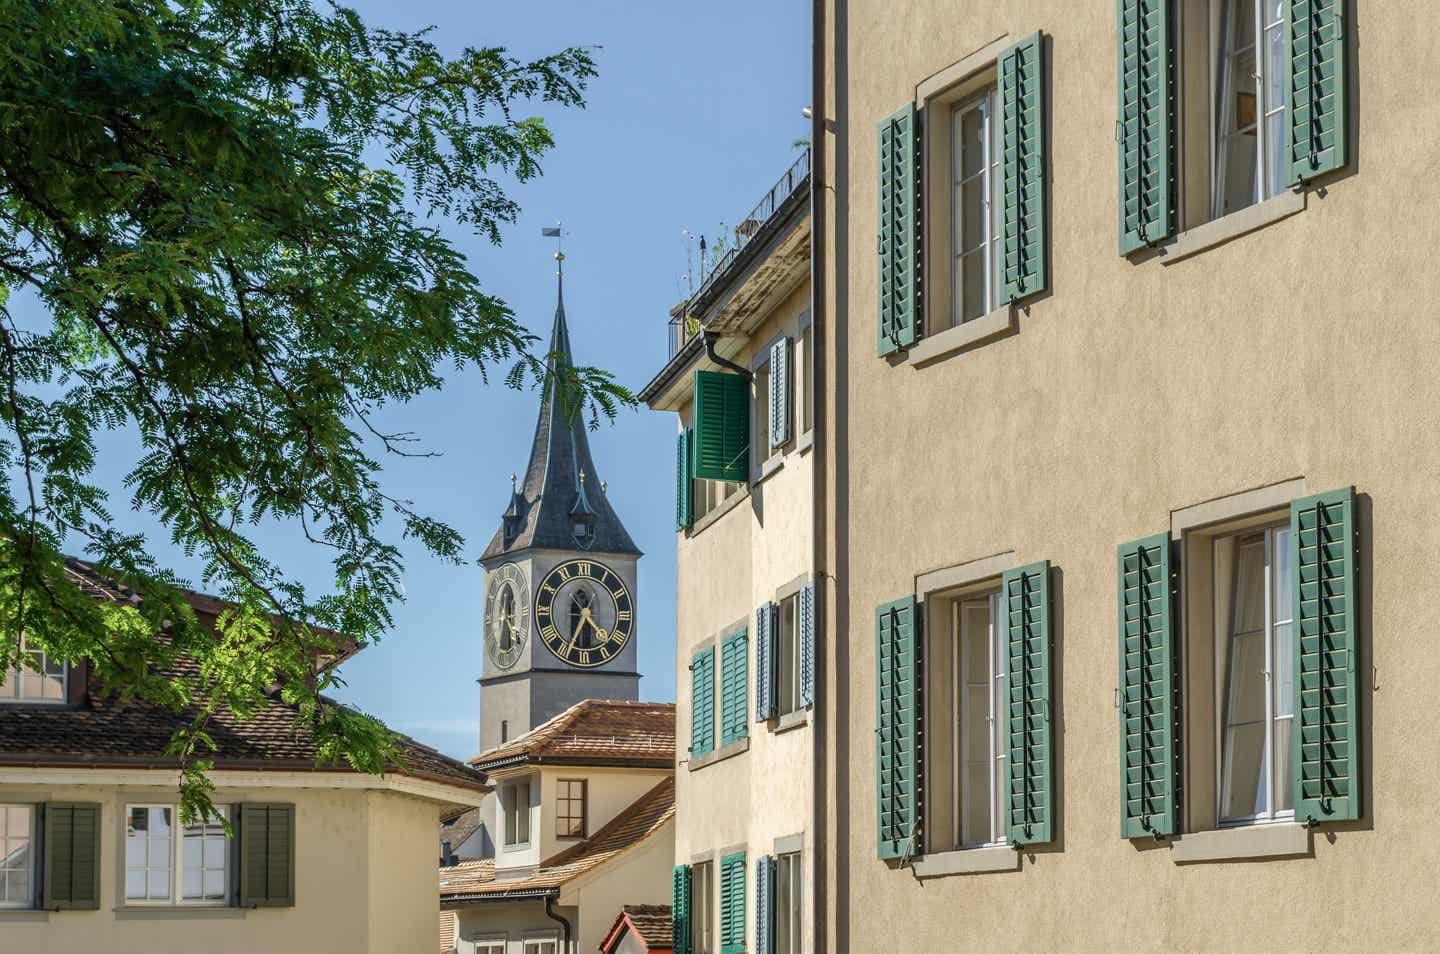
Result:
[484, 563, 530, 671]
[534, 559, 633, 669]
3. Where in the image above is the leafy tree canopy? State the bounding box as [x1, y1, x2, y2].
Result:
[0, 0, 617, 820]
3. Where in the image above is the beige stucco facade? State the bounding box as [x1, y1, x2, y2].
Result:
[813, 1, 1440, 951]
[0, 768, 480, 954]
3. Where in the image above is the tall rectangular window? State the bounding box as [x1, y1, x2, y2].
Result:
[0, 804, 34, 908]
[951, 89, 999, 326]
[800, 325, 813, 435]
[555, 779, 586, 838]
[1, 636, 67, 703]
[691, 860, 714, 954]
[125, 805, 230, 905]
[1213, 0, 1287, 217]
[776, 594, 801, 717]
[775, 851, 802, 954]
[502, 780, 531, 847]
[1217, 524, 1295, 823]
[753, 363, 771, 468]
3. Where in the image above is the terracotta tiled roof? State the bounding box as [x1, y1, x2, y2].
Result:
[469, 699, 675, 772]
[439, 911, 458, 953]
[601, 905, 674, 952]
[438, 775, 674, 902]
[440, 806, 484, 860]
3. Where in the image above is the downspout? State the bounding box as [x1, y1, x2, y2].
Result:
[808, 0, 829, 951]
[704, 331, 753, 380]
[544, 894, 573, 953]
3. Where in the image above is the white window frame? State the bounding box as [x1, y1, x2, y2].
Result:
[124, 804, 231, 906]
[468, 936, 506, 954]
[1212, 0, 1288, 219]
[775, 850, 803, 954]
[1217, 523, 1296, 827]
[555, 778, 586, 839]
[950, 88, 1000, 328]
[953, 591, 1007, 849]
[522, 933, 559, 954]
[776, 593, 801, 717]
[691, 859, 714, 954]
[1, 635, 68, 704]
[0, 803, 35, 908]
[502, 779, 531, 848]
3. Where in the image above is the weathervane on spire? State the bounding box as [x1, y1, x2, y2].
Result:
[542, 222, 568, 267]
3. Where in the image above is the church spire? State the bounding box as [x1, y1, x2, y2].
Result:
[482, 241, 640, 560]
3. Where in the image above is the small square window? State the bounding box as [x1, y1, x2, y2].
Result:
[555, 779, 586, 838]
[1, 636, 67, 704]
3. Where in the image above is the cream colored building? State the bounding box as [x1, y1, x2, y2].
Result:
[806, 0, 1440, 950]
[641, 150, 816, 954]
[0, 564, 488, 954]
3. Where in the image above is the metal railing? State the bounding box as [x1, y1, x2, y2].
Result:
[668, 148, 811, 359]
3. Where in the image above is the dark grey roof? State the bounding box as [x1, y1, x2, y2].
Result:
[482, 260, 640, 560]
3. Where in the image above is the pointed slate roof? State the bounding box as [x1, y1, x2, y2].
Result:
[482, 258, 640, 560]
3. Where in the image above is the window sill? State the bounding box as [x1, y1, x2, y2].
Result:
[796, 430, 814, 455]
[770, 708, 810, 735]
[1170, 822, 1310, 864]
[906, 306, 1013, 367]
[114, 906, 247, 920]
[500, 842, 532, 854]
[912, 844, 1018, 878]
[687, 485, 750, 538]
[1160, 190, 1306, 265]
[688, 736, 749, 771]
[0, 909, 48, 921]
[753, 453, 784, 486]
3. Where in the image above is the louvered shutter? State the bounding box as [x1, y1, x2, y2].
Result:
[1003, 561, 1053, 846]
[719, 851, 747, 954]
[672, 865, 692, 954]
[769, 338, 791, 448]
[754, 855, 775, 954]
[1116, 0, 1175, 254]
[691, 647, 715, 758]
[798, 580, 816, 708]
[877, 103, 921, 356]
[756, 603, 777, 722]
[1117, 534, 1179, 838]
[238, 803, 295, 907]
[676, 428, 695, 531]
[998, 32, 1047, 304]
[721, 630, 750, 746]
[1291, 487, 1359, 824]
[42, 803, 100, 910]
[875, 595, 921, 860]
[1285, 0, 1347, 185]
[694, 371, 750, 482]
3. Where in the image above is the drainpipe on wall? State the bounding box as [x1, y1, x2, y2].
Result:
[544, 894, 573, 953]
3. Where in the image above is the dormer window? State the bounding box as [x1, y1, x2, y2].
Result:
[1, 637, 67, 703]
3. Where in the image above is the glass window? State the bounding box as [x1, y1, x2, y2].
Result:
[691, 860, 714, 954]
[125, 805, 230, 905]
[775, 852, 802, 954]
[523, 937, 558, 954]
[777, 595, 801, 717]
[1, 636, 67, 703]
[1214, 0, 1287, 217]
[800, 325, 813, 434]
[503, 780, 531, 847]
[555, 779, 586, 838]
[951, 89, 1000, 326]
[474, 942, 506, 954]
[0, 804, 34, 908]
[753, 363, 771, 467]
[1218, 525, 1295, 823]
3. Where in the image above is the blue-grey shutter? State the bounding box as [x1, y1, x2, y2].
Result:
[1291, 486, 1359, 824]
[798, 580, 816, 708]
[876, 595, 921, 860]
[1285, 0, 1348, 185]
[877, 103, 921, 356]
[756, 602, 777, 722]
[1003, 561, 1053, 846]
[754, 855, 775, 954]
[998, 32, 1047, 304]
[1117, 534, 1179, 838]
[769, 337, 790, 448]
[1117, 0, 1176, 254]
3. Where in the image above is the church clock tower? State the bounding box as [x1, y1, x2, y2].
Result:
[477, 251, 642, 756]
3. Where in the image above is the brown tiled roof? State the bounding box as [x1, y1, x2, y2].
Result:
[601, 905, 674, 952]
[439, 775, 674, 902]
[469, 700, 675, 772]
[440, 806, 484, 860]
[439, 911, 458, 953]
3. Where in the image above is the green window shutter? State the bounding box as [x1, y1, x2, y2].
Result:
[719, 851, 747, 954]
[691, 647, 715, 758]
[875, 595, 921, 860]
[998, 32, 1047, 305]
[239, 803, 296, 907]
[877, 103, 921, 356]
[42, 802, 100, 910]
[1291, 486, 1359, 824]
[676, 428, 695, 531]
[1117, 534, 1179, 838]
[693, 371, 750, 482]
[1285, 0, 1348, 185]
[1116, 0, 1175, 254]
[1003, 561, 1053, 846]
[672, 865, 692, 954]
[721, 629, 750, 746]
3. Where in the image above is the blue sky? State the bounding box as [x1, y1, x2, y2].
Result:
[29, 2, 809, 759]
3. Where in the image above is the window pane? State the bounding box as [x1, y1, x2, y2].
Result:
[1273, 719, 1293, 810]
[1264, 23, 1285, 111]
[1272, 527, 1294, 620]
[1230, 0, 1256, 51]
[4, 871, 27, 904]
[148, 869, 170, 898]
[126, 870, 146, 899]
[960, 251, 986, 323]
[1232, 540, 1266, 633]
[957, 106, 985, 179]
[1223, 722, 1267, 817]
[962, 761, 989, 844]
[1273, 621, 1294, 718]
[959, 178, 987, 256]
[1226, 632, 1267, 725]
[779, 597, 799, 715]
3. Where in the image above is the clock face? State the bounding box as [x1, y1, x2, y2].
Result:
[533, 559, 634, 669]
[484, 563, 531, 671]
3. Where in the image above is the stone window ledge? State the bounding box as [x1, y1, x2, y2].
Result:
[906, 307, 1013, 368]
[771, 708, 810, 735]
[688, 737, 749, 772]
[1170, 822, 1310, 864]
[113, 906, 247, 920]
[753, 453, 784, 486]
[0, 910, 49, 922]
[1160, 190, 1306, 266]
[688, 485, 750, 538]
[912, 844, 1018, 878]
